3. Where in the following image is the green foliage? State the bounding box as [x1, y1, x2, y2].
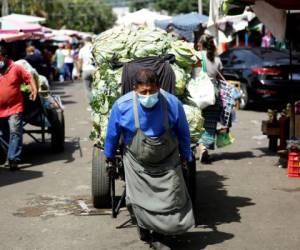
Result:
[153, 0, 209, 15]
[129, 0, 149, 12]
[3, 0, 116, 34]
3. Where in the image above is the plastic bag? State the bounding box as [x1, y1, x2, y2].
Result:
[187, 71, 216, 109]
[216, 130, 235, 148]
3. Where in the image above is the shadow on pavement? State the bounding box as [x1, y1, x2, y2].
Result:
[20, 136, 82, 167]
[60, 100, 77, 105]
[255, 147, 278, 157]
[194, 170, 255, 227]
[212, 151, 256, 162]
[159, 231, 234, 250]
[0, 168, 43, 187]
[160, 170, 255, 249]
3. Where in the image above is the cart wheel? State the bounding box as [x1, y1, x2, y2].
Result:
[187, 155, 196, 204]
[92, 146, 111, 208]
[0, 143, 7, 165]
[182, 155, 196, 203]
[239, 82, 249, 110]
[48, 109, 65, 153]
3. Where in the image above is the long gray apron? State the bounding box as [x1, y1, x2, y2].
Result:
[123, 91, 195, 235]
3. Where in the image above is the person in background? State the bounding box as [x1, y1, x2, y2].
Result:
[24, 45, 44, 75]
[53, 43, 65, 82]
[196, 34, 223, 163]
[78, 37, 95, 104]
[72, 43, 82, 80]
[42, 47, 54, 82]
[62, 43, 75, 81]
[0, 45, 37, 171]
[261, 30, 275, 48]
[104, 68, 194, 249]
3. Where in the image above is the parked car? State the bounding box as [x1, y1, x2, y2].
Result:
[220, 47, 300, 109]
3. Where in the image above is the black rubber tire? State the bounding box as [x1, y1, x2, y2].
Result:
[0, 143, 7, 165]
[137, 226, 152, 242]
[187, 156, 196, 205]
[48, 109, 65, 153]
[92, 146, 111, 208]
[182, 155, 196, 205]
[239, 82, 250, 110]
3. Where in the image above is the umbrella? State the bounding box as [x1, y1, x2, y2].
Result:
[0, 32, 31, 42]
[0, 13, 45, 24]
[0, 19, 42, 33]
[50, 35, 72, 42]
[155, 12, 208, 42]
[262, 0, 300, 9]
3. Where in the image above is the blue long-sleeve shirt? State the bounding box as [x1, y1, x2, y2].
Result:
[104, 91, 192, 162]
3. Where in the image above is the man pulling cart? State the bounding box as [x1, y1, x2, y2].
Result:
[104, 68, 195, 247]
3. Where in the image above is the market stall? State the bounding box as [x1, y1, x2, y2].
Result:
[155, 12, 208, 42]
[242, 0, 300, 176]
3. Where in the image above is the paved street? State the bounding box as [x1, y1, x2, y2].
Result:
[1, 80, 300, 250]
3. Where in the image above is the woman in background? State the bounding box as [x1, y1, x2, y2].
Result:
[196, 34, 223, 163]
[62, 43, 75, 81]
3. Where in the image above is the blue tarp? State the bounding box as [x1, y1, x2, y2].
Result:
[155, 12, 208, 42]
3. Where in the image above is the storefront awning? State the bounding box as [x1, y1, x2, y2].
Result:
[244, 0, 300, 10]
[0, 32, 31, 42]
[0, 19, 42, 33]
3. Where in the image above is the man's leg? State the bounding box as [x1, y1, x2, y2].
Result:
[0, 117, 9, 165]
[0, 117, 9, 144]
[7, 113, 23, 170]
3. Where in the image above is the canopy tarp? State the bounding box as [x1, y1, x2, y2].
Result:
[218, 10, 256, 34]
[251, 1, 287, 41]
[50, 35, 72, 42]
[116, 8, 170, 26]
[155, 12, 208, 41]
[0, 32, 31, 42]
[0, 19, 42, 33]
[0, 13, 45, 23]
[249, 0, 300, 10]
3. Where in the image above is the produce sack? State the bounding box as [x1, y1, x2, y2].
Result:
[187, 72, 215, 109]
[216, 130, 235, 148]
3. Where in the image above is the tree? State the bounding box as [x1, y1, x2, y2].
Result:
[153, 0, 209, 15]
[129, 0, 149, 12]
[1, 0, 116, 34]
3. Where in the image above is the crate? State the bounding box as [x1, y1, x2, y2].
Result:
[287, 151, 300, 178]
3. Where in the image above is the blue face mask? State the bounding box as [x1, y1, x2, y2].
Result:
[0, 60, 5, 69]
[138, 92, 159, 108]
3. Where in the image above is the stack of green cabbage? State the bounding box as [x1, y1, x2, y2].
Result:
[91, 25, 204, 146]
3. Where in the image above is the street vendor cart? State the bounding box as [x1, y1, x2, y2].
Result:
[0, 92, 65, 165]
[91, 55, 197, 219]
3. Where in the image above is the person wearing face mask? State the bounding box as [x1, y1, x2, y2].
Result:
[104, 68, 194, 247]
[0, 45, 37, 171]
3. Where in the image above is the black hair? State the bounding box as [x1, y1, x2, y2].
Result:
[135, 68, 159, 86]
[198, 34, 217, 62]
[0, 45, 8, 57]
